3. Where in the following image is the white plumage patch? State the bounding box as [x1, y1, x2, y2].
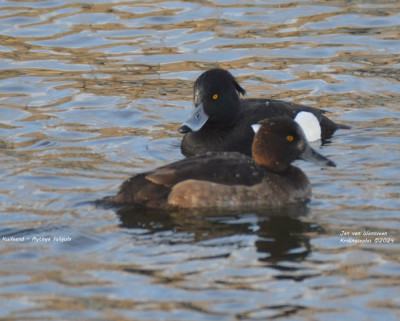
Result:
[251, 124, 261, 134]
[294, 111, 321, 142]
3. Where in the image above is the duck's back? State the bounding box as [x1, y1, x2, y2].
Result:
[242, 98, 343, 139]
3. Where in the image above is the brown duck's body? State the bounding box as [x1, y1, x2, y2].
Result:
[111, 152, 311, 209]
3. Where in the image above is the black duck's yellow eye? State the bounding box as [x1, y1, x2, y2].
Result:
[212, 94, 218, 100]
[286, 135, 294, 142]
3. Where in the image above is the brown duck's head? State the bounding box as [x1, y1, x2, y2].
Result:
[251, 118, 335, 173]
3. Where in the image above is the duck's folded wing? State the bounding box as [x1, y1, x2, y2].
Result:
[146, 152, 264, 187]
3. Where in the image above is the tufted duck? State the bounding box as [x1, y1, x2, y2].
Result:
[179, 68, 349, 157]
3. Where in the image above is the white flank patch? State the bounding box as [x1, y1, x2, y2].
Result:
[265, 101, 270, 107]
[294, 111, 321, 142]
[251, 124, 261, 134]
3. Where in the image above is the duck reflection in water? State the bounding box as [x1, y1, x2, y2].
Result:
[117, 204, 321, 270]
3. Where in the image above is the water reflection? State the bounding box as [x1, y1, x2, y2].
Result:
[117, 204, 319, 271]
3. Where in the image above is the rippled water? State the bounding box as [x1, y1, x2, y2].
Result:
[1, 1, 400, 320]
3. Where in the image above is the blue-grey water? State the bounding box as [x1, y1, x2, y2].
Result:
[1, 1, 400, 320]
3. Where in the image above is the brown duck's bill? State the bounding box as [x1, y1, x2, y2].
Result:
[300, 144, 336, 167]
[178, 103, 209, 133]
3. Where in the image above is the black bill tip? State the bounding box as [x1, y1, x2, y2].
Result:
[178, 125, 192, 134]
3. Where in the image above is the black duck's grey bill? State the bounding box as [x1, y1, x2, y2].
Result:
[300, 144, 336, 167]
[178, 103, 209, 133]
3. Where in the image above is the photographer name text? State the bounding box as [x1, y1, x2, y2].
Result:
[339, 230, 394, 244]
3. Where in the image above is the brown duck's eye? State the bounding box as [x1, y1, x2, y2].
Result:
[212, 94, 218, 100]
[286, 135, 294, 142]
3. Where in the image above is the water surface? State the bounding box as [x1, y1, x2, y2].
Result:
[1, 1, 399, 320]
